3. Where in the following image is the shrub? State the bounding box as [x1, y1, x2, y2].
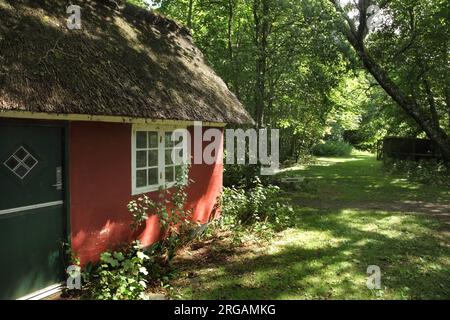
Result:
[85, 241, 149, 300]
[312, 140, 353, 157]
[223, 163, 262, 188]
[128, 166, 198, 262]
[219, 177, 296, 241]
[383, 158, 450, 186]
[78, 167, 196, 300]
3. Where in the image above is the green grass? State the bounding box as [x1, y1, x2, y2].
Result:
[171, 154, 450, 299]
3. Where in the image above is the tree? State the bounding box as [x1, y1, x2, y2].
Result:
[326, 0, 450, 160]
[156, 0, 345, 159]
[127, 0, 149, 8]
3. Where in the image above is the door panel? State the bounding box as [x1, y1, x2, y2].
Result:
[0, 122, 65, 299]
[0, 125, 63, 210]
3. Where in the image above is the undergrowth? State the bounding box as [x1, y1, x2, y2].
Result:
[384, 158, 450, 186]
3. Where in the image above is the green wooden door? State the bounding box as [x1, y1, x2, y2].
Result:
[0, 122, 66, 299]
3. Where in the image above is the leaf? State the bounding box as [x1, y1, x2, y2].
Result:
[139, 267, 149, 275]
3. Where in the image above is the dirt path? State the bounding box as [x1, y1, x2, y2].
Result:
[285, 155, 450, 221]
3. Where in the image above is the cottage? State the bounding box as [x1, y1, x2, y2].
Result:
[0, 0, 252, 299]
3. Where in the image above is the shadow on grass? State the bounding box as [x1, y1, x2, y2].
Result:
[173, 155, 450, 300]
[282, 155, 450, 213]
[174, 208, 450, 299]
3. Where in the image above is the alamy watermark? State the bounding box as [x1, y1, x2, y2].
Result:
[64, 4, 279, 175]
[168, 122, 280, 175]
[66, 265, 81, 290]
[66, 5, 82, 30]
[366, 265, 381, 290]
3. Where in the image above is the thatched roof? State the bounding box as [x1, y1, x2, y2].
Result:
[0, 0, 253, 124]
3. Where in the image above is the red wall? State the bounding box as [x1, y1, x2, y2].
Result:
[69, 121, 223, 264]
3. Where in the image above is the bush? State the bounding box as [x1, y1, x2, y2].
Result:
[128, 166, 197, 262]
[77, 168, 196, 300]
[128, 191, 196, 263]
[383, 158, 450, 186]
[223, 163, 262, 188]
[218, 177, 296, 242]
[84, 241, 149, 300]
[312, 140, 353, 157]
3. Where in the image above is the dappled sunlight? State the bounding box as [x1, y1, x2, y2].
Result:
[174, 205, 449, 298]
[389, 178, 422, 190]
[170, 155, 450, 299]
[284, 155, 449, 214]
[316, 157, 363, 164]
[273, 229, 348, 251]
[279, 165, 308, 173]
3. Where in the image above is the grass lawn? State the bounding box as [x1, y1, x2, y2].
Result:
[170, 154, 450, 299]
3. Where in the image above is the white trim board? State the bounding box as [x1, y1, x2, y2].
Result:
[18, 283, 63, 300]
[0, 200, 64, 216]
[0, 110, 227, 127]
[131, 125, 188, 195]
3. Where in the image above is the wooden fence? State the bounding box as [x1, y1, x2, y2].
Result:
[377, 137, 439, 161]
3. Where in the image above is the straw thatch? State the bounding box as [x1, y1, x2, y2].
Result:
[0, 0, 253, 124]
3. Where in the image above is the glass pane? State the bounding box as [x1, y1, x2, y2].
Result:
[4, 157, 19, 170]
[14, 165, 29, 178]
[165, 149, 174, 165]
[148, 132, 158, 148]
[136, 132, 147, 149]
[165, 132, 174, 148]
[23, 155, 37, 168]
[165, 166, 174, 183]
[173, 133, 183, 146]
[15, 147, 28, 160]
[136, 151, 147, 168]
[148, 149, 158, 167]
[136, 169, 147, 187]
[148, 168, 158, 185]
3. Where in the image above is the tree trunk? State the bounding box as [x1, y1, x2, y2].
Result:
[187, 0, 194, 29]
[330, 0, 450, 161]
[226, 0, 241, 99]
[445, 90, 450, 129]
[423, 79, 440, 130]
[252, 0, 270, 128]
[358, 49, 450, 160]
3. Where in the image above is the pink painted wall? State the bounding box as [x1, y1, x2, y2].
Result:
[69, 121, 223, 264]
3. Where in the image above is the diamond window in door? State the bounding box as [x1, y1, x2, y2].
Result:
[3, 146, 38, 179]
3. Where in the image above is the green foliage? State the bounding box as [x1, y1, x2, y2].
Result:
[157, 0, 345, 158]
[171, 155, 450, 300]
[312, 140, 353, 157]
[383, 158, 450, 186]
[218, 177, 296, 242]
[62, 241, 80, 267]
[85, 241, 149, 300]
[156, 0, 450, 159]
[328, 0, 450, 158]
[78, 167, 196, 300]
[128, 167, 197, 262]
[127, 0, 149, 8]
[223, 163, 265, 188]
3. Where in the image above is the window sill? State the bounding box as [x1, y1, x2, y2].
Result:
[132, 181, 184, 196]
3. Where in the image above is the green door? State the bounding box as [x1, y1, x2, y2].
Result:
[0, 122, 66, 299]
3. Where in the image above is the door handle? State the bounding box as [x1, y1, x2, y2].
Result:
[52, 166, 63, 190]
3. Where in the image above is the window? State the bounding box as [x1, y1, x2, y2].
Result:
[3, 146, 38, 179]
[132, 127, 187, 195]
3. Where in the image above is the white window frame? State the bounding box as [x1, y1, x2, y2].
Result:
[131, 124, 188, 195]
